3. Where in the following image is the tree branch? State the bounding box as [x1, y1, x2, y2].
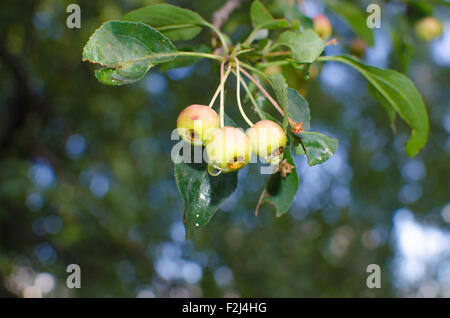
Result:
[212, 0, 245, 30]
[0, 41, 52, 160]
[0, 41, 35, 155]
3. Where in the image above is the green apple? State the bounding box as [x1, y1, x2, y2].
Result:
[206, 126, 252, 174]
[247, 120, 287, 165]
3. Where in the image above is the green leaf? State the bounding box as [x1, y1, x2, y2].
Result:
[268, 73, 289, 129]
[122, 4, 207, 41]
[174, 161, 237, 239]
[325, 0, 374, 46]
[82, 21, 177, 85]
[174, 112, 237, 238]
[256, 146, 298, 217]
[300, 131, 338, 166]
[321, 55, 429, 157]
[277, 30, 325, 63]
[288, 88, 310, 131]
[224, 113, 237, 126]
[253, 93, 281, 123]
[251, 0, 290, 30]
[291, 133, 306, 155]
[283, 7, 313, 30]
[367, 82, 396, 128]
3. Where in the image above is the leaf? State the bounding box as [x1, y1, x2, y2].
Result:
[82, 21, 177, 85]
[268, 73, 289, 129]
[250, 0, 289, 30]
[283, 7, 313, 30]
[367, 82, 396, 128]
[173, 111, 240, 238]
[256, 146, 298, 217]
[322, 55, 429, 157]
[277, 30, 325, 63]
[300, 131, 338, 166]
[122, 4, 207, 41]
[174, 161, 237, 239]
[287, 88, 310, 131]
[325, 0, 374, 46]
[224, 113, 237, 126]
[291, 133, 305, 155]
[254, 93, 281, 123]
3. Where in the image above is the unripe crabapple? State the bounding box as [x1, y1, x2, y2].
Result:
[206, 126, 252, 175]
[177, 104, 219, 146]
[246, 120, 287, 165]
[415, 17, 443, 42]
[313, 14, 333, 40]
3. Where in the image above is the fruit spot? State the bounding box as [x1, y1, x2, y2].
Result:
[188, 129, 199, 141]
[272, 147, 284, 156]
[227, 156, 245, 170]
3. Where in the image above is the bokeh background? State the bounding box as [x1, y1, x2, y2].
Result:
[0, 0, 449, 298]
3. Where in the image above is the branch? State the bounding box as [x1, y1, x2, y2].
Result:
[0, 41, 53, 160]
[0, 42, 36, 156]
[212, 0, 245, 30]
[296, 0, 306, 14]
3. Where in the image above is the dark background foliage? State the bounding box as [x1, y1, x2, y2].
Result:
[0, 0, 449, 297]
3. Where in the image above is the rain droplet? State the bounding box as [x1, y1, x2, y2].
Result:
[207, 163, 222, 176]
[196, 214, 199, 218]
[195, 223, 199, 227]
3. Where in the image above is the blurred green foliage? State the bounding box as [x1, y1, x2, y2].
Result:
[0, 0, 449, 298]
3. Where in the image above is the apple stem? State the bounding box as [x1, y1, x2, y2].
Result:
[234, 58, 254, 127]
[209, 62, 232, 109]
[239, 66, 296, 126]
[219, 60, 227, 128]
[235, 69, 265, 120]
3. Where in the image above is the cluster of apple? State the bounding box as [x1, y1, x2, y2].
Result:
[177, 104, 287, 176]
[175, 11, 442, 177]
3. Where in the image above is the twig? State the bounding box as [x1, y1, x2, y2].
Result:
[297, 0, 306, 14]
[0, 41, 50, 157]
[212, 0, 244, 30]
[255, 188, 268, 216]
